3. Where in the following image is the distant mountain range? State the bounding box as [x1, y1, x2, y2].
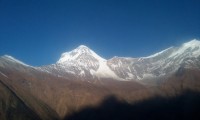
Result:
[2, 39, 200, 81]
[0, 39, 200, 120]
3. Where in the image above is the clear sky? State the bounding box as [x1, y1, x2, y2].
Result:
[0, 0, 199, 66]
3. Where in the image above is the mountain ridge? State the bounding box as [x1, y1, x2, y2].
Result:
[1, 39, 200, 81]
[40, 39, 200, 80]
[2, 39, 199, 65]
[1, 39, 200, 120]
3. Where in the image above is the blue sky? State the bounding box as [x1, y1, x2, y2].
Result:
[0, 0, 199, 66]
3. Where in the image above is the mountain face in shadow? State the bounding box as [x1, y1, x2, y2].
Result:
[64, 90, 200, 120]
[0, 81, 41, 120]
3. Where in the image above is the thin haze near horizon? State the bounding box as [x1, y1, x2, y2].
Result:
[0, 0, 199, 66]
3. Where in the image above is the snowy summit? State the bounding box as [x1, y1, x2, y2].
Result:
[57, 45, 105, 63]
[54, 45, 121, 80]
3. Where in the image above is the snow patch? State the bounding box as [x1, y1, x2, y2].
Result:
[127, 72, 134, 79]
[93, 59, 122, 80]
[79, 70, 85, 76]
[143, 73, 155, 79]
[90, 60, 123, 80]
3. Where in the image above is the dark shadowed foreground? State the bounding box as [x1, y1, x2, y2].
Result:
[64, 90, 200, 120]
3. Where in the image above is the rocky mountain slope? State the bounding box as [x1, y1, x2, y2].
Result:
[0, 54, 149, 119]
[0, 39, 200, 120]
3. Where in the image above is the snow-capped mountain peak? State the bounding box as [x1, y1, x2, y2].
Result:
[143, 39, 200, 59]
[47, 45, 121, 80]
[57, 45, 105, 64]
[37, 39, 200, 81]
[182, 39, 200, 49]
[168, 39, 200, 58]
